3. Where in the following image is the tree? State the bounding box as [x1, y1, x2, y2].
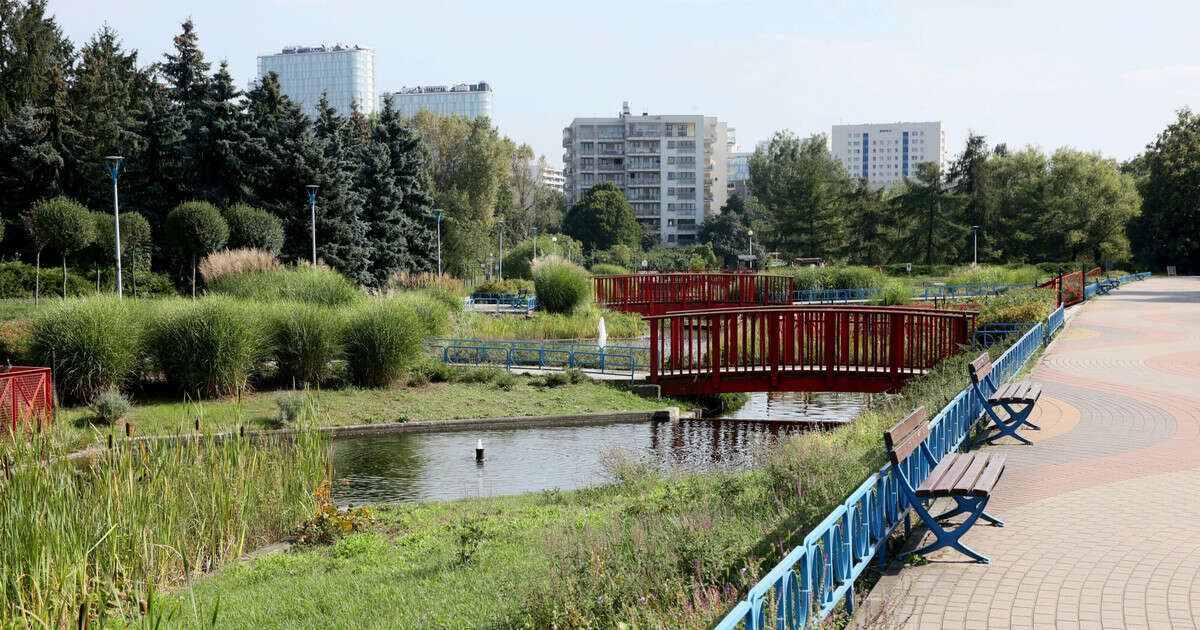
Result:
[126, 82, 187, 242]
[749, 132, 850, 260]
[1041, 149, 1140, 263]
[948, 133, 996, 261]
[0, 0, 74, 119]
[699, 196, 757, 267]
[1131, 108, 1200, 272]
[185, 61, 263, 205]
[165, 201, 227, 296]
[893, 162, 965, 264]
[842, 180, 890, 265]
[223, 203, 283, 253]
[982, 147, 1046, 262]
[26, 196, 94, 299]
[158, 18, 209, 114]
[561, 182, 640, 251]
[310, 95, 370, 283]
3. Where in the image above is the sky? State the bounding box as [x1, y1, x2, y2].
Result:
[47, 0, 1200, 167]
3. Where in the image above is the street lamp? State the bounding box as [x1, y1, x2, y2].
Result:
[497, 220, 505, 281]
[972, 225, 979, 267]
[532, 227, 538, 261]
[104, 156, 124, 299]
[306, 185, 319, 266]
[435, 209, 444, 276]
[747, 229, 754, 269]
[552, 236, 558, 257]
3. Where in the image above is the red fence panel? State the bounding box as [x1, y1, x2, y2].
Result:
[0, 366, 53, 432]
[592, 273, 794, 314]
[1038, 271, 1085, 307]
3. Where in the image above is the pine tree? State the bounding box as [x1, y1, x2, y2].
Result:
[371, 96, 435, 275]
[186, 61, 263, 205]
[309, 95, 370, 282]
[0, 0, 74, 119]
[125, 82, 187, 246]
[158, 18, 209, 113]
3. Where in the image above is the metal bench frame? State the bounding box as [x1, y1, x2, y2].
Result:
[887, 407, 1005, 564]
[969, 353, 1041, 447]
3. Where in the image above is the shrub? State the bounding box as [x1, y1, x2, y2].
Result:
[472, 278, 535, 295]
[342, 300, 423, 387]
[224, 203, 284, 253]
[165, 201, 229, 296]
[976, 288, 1056, 328]
[589, 263, 628, 275]
[491, 371, 517, 391]
[533, 257, 590, 314]
[541, 371, 571, 387]
[207, 265, 361, 306]
[30, 297, 142, 402]
[0, 322, 33, 364]
[869, 279, 914, 306]
[199, 248, 282, 285]
[0, 262, 91, 298]
[148, 297, 266, 397]
[392, 293, 453, 337]
[25, 197, 96, 298]
[89, 390, 132, 424]
[274, 392, 309, 426]
[502, 235, 584, 280]
[268, 303, 342, 384]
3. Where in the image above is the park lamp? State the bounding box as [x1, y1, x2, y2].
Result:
[104, 156, 124, 299]
[306, 185, 319, 266]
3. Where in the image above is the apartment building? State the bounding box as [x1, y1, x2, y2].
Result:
[257, 44, 375, 117]
[380, 82, 494, 120]
[830, 121, 946, 190]
[533, 164, 565, 193]
[562, 103, 729, 247]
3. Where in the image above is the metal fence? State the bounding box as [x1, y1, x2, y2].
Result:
[792, 283, 1035, 304]
[424, 338, 648, 379]
[0, 366, 53, 432]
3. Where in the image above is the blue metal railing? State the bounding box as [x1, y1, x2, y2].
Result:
[466, 292, 537, 310]
[713, 318, 1052, 630]
[1084, 281, 1099, 300]
[1045, 305, 1064, 342]
[973, 322, 1038, 347]
[791, 283, 1036, 304]
[424, 338, 648, 379]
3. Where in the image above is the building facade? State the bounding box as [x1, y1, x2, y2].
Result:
[562, 103, 730, 247]
[256, 45, 375, 118]
[727, 151, 753, 201]
[534, 164, 565, 193]
[380, 82, 494, 120]
[830, 121, 946, 190]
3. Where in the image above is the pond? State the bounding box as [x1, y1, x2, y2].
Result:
[331, 392, 872, 506]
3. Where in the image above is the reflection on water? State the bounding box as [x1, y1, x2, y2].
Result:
[332, 391, 871, 506]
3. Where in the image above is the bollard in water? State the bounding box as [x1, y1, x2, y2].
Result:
[239, 425, 245, 438]
[125, 422, 131, 438]
[107, 434, 113, 450]
[194, 418, 200, 432]
[475, 438, 485, 463]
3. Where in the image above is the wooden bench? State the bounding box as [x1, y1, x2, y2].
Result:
[885, 406, 1007, 563]
[969, 352, 1042, 446]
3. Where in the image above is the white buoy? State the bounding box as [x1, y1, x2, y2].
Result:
[475, 438, 485, 462]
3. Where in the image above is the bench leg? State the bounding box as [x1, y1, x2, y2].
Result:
[933, 495, 1005, 527]
[1000, 402, 1041, 430]
[974, 402, 1037, 447]
[908, 495, 994, 563]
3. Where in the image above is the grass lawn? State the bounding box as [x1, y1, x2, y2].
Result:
[0, 297, 35, 322]
[53, 377, 677, 452]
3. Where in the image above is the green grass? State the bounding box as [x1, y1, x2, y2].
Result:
[453, 305, 646, 341]
[0, 297, 36, 322]
[51, 377, 675, 452]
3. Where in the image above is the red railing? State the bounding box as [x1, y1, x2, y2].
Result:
[592, 273, 794, 315]
[1086, 266, 1103, 279]
[646, 306, 975, 395]
[0, 366, 53, 432]
[1038, 271, 1085, 307]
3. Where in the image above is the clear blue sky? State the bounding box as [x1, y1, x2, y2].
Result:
[51, 0, 1200, 167]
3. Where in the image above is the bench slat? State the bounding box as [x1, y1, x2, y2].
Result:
[952, 453, 991, 495]
[914, 453, 961, 496]
[917, 453, 975, 498]
[885, 406, 927, 449]
[971, 455, 1007, 497]
[1027, 383, 1042, 401]
[890, 424, 930, 468]
[969, 353, 992, 383]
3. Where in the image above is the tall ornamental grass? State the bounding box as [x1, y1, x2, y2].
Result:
[976, 287, 1055, 328]
[149, 297, 267, 397]
[199, 248, 282, 284]
[268, 302, 344, 385]
[0, 431, 327, 626]
[392, 292, 454, 337]
[532, 257, 590, 314]
[30, 296, 143, 402]
[342, 300, 423, 387]
[207, 265, 361, 306]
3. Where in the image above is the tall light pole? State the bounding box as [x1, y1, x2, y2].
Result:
[972, 225, 979, 267]
[435, 209, 444, 276]
[532, 227, 538, 261]
[306, 185, 319, 266]
[497, 220, 505, 281]
[104, 156, 124, 299]
[552, 236, 558, 257]
[747, 229, 754, 270]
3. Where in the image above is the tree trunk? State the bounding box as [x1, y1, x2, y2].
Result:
[62, 256, 68, 298]
[96, 262, 100, 294]
[34, 250, 41, 309]
[131, 258, 137, 297]
[191, 253, 197, 298]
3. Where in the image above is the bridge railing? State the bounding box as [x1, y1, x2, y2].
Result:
[791, 283, 1035, 304]
[713, 320, 1048, 630]
[972, 322, 1038, 347]
[424, 338, 646, 378]
[593, 273, 794, 314]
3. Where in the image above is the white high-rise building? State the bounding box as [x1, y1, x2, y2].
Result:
[533, 164, 565, 193]
[380, 82, 494, 120]
[563, 103, 730, 247]
[830, 121, 946, 190]
[257, 44, 375, 118]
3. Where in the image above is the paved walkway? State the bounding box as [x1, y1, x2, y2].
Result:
[861, 277, 1200, 630]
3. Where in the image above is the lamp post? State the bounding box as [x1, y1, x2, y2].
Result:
[972, 225, 979, 267]
[552, 236, 558, 257]
[497, 220, 505, 281]
[747, 229, 754, 270]
[306, 185, 319, 266]
[104, 156, 124, 299]
[435, 209, 444, 276]
[532, 227, 538, 261]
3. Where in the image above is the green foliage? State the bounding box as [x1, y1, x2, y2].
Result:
[342, 300, 424, 387]
[148, 297, 266, 397]
[868, 279, 914, 306]
[224, 203, 285, 253]
[297, 481, 374, 545]
[976, 288, 1056, 328]
[391, 292, 454, 337]
[644, 244, 717, 271]
[455, 306, 645, 341]
[501, 234, 583, 280]
[273, 391, 310, 426]
[532, 259, 590, 314]
[0, 321, 33, 364]
[267, 303, 343, 384]
[207, 266, 361, 306]
[166, 201, 228, 295]
[26, 197, 96, 296]
[89, 390, 132, 424]
[0, 261, 91, 298]
[750, 132, 847, 260]
[1132, 108, 1200, 271]
[30, 297, 142, 402]
[562, 182, 640, 251]
[589, 263, 627, 275]
[777, 265, 883, 291]
[473, 277, 535, 295]
[491, 371, 518, 391]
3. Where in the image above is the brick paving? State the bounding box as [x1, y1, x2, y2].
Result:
[859, 277, 1200, 630]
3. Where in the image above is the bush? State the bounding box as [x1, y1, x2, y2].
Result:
[491, 371, 517, 391]
[976, 288, 1056, 328]
[0, 322, 33, 364]
[165, 201, 229, 295]
[502, 235, 584, 280]
[0, 262, 91, 298]
[342, 300, 424, 387]
[274, 391, 309, 426]
[533, 258, 590, 314]
[869, 279, 914, 306]
[589, 263, 628, 275]
[268, 303, 343, 384]
[199, 248, 282, 285]
[89, 390, 132, 424]
[392, 293, 453, 337]
[472, 278, 535, 295]
[224, 203, 285, 253]
[148, 297, 266, 397]
[30, 297, 142, 403]
[207, 265, 361, 306]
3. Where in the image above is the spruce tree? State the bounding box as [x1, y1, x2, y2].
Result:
[311, 95, 370, 283]
[186, 61, 263, 205]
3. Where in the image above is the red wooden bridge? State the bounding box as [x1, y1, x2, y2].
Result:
[592, 273, 794, 315]
[646, 306, 975, 395]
